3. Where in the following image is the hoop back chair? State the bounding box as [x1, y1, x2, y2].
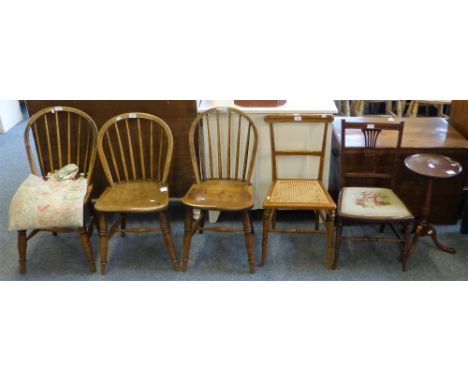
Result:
[182, 107, 259, 273]
[19, 106, 98, 273]
[261, 114, 336, 269]
[95, 112, 178, 274]
[334, 120, 415, 271]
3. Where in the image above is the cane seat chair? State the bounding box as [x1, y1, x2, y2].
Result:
[334, 120, 415, 271]
[95, 112, 179, 274]
[261, 114, 336, 269]
[18, 106, 98, 273]
[181, 107, 258, 273]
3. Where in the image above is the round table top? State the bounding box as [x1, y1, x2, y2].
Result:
[404, 153, 463, 178]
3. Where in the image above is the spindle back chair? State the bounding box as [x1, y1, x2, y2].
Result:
[334, 120, 415, 271]
[18, 106, 98, 273]
[182, 107, 259, 273]
[95, 112, 178, 274]
[261, 114, 336, 269]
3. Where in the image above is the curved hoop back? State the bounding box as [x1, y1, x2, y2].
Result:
[24, 106, 98, 182]
[189, 107, 258, 183]
[97, 112, 174, 186]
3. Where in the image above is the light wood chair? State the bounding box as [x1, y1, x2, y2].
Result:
[261, 114, 337, 269]
[181, 107, 258, 273]
[406, 100, 450, 118]
[350, 101, 402, 117]
[19, 106, 98, 273]
[334, 120, 415, 271]
[95, 112, 179, 274]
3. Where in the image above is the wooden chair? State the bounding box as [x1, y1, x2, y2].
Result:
[261, 114, 337, 269]
[181, 107, 258, 273]
[19, 106, 98, 273]
[95, 112, 179, 274]
[334, 120, 415, 271]
[350, 101, 402, 117]
[406, 100, 450, 118]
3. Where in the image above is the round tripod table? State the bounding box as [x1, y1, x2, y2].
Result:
[404, 153, 463, 255]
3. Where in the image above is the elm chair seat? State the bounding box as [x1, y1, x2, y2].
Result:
[182, 180, 254, 211]
[338, 187, 413, 220]
[95, 181, 169, 212]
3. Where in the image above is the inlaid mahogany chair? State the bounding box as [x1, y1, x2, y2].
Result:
[95, 112, 179, 274]
[181, 107, 258, 273]
[334, 120, 415, 271]
[18, 106, 98, 273]
[261, 114, 337, 269]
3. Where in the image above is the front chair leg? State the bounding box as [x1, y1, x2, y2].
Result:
[260, 208, 272, 267]
[79, 226, 96, 273]
[182, 207, 194, 272]
[326, 210, 336, 270]
[242, 210, 256, 274]
[99, 213, 109, 275]
[159, 210, 180, 271]
[18, 230, 27, 274]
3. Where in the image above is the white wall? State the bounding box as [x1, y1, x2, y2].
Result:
[0, 100, 23, 133]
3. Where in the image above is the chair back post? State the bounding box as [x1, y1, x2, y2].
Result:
[340, 119, 404, 190]
[97, 112, 174, 187]
[265, 114, 333, 182]
[189, 107, 258, 184]
[24, 106, 98, 183]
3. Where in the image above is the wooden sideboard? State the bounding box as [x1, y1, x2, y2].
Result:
[25, 100, 197, 197]
[330, 117, 468, 224]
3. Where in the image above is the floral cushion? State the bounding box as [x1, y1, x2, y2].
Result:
[8, 174, 88, 231]
[339, 187, 413, 219]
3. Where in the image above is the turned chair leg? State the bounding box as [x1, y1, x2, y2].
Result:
[242, 210, 256, 274]
[159, 210, 180, 271]
[260, 209, 272, 267]
[333, 221, 343, 269]
[120, 213, 127, 237]
[99, 213, 109, 275]
[18, 230, 27, 274]
[198, 209, 206, 234]
[326, 211, 336, 270]
[182, 207, 194, 272]
[79, 226, 96, 273]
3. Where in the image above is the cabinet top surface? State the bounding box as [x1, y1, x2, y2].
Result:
[197, 100, 338, 114]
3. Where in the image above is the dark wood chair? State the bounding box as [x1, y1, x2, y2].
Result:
[181, 107, 258, 273]
[334, 120, 415, 271]
[18, 106, 98, 273]
[261, 114, 336, 269]
[94, 112, 179, 274]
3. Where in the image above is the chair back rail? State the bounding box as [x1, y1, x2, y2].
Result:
[189, 107, 258, 183]
[24, 106, 98, 182]
[97, 113, 174, 186]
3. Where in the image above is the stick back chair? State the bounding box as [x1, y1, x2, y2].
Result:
[406, 100, 450, 118]
[261, 114, 337, 269]
[334, 120, 415, 271]
[19, 106, 98, 273]
[95, 112, 178, 274]
[181, 107, 259, 273]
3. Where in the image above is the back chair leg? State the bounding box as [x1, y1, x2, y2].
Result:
[260, 208, 272, 267]
[79, 226, 96, 273]
[182, 207, 194, 272]
[402, 221, 414, 272]
[198, 209, 206, 234]
[120, 213, 127, 237]
[271, 209, 277, 229]
[99, 213, 109, 275]
[326, 211, 335, 269]
[314, 210, 320, 231]
[159, 210, 180, 271]
[242, 210, 256, 274]
[333, 221, 343, 269]
[18, 230, 27, 274]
